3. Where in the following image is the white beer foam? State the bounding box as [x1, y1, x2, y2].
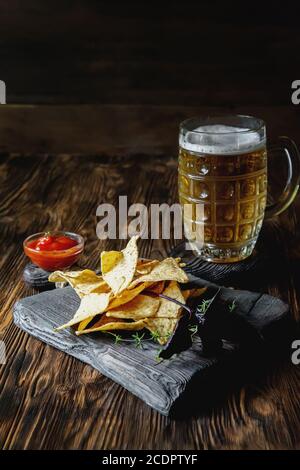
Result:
[180, 124, 265, 155]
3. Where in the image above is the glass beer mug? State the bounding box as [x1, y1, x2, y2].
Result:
[178, 115, 300, 263]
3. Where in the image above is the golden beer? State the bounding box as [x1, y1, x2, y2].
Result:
[179, 117, 268, 262]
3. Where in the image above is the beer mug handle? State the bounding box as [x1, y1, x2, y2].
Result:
[265, 136, 300, 218]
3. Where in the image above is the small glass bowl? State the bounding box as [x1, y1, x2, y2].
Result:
[23, 231, 84, 271]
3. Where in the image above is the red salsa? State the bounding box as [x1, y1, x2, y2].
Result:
[24, 233, 83, 271]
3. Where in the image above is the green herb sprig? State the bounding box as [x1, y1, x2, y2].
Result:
[197, 298, 213, 314]
[188, 324, 198, 342]
[132, 332, 145, 348]
[106, 332, 123, 344]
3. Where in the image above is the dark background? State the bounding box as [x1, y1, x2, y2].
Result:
[0, 0, 299, 105]
[1, 1, 300, 451]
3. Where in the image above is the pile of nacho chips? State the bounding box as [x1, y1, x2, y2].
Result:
[49, 236, 191, 345]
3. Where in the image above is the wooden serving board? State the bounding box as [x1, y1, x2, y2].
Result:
[13, 276, 290, 416]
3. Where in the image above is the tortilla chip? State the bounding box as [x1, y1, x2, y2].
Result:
[92, 314, 121, 328]
[145, 281, 165, 294]
[101, 251, 123, 273]
[78, 281, 154, 330]
[77, 317, 93, 331]
[107, 281, 152, 310]
[144, 318, 178, 345]
[187, 287, 207, 299]
[77, 281, 155, 330]
[129, 257, 188, 289]
[156, 281, 185, 318]
[106, 294, 160, 320]
[182, 286, 207, 301]
[101, 236, 139, 295]
[55, 292, 111, 331]
[182, 289, 191, 301]
[49, 269, 109, 298]
[76, 314, 146, 335]
[135, 259, 159, 275]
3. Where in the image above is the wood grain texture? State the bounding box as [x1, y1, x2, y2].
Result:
[13, 286, 216, 417]
[0, 107, 300, 448]
[0, 105, 299, 155]
[12, 279, 290, 416]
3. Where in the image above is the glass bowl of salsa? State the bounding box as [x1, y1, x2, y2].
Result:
[23, 231, 84, 271]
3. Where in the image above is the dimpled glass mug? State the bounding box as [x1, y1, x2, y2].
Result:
[178, 115, 300, 263]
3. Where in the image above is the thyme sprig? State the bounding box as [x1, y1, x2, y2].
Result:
[150, 330, 162, 342]
[106, 332, 123, 344]
[104, 289, 237, 361]
[197, 298, 213, 315]
[132, 332, 145, 348]
[188, 324, 198, 342]
[105, 330, 168, 346]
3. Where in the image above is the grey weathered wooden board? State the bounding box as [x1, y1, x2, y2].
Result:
[13, 276, 290, 416]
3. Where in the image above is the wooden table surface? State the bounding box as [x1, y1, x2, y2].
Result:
[0, 105, 300, 450]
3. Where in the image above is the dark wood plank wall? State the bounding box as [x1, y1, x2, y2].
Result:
[1, 2, 300, 450]
[0, 0, 299, 105]
[0, 105, 299, 155]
